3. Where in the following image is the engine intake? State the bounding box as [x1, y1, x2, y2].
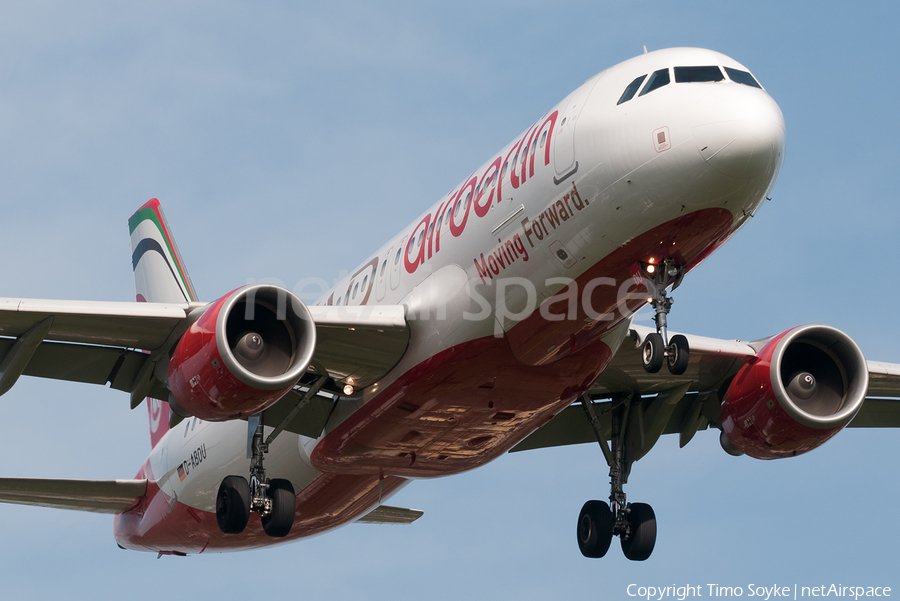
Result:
[168, 284, 317, 421]
[720, 325, 868, 459]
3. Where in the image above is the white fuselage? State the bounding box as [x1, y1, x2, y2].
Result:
[119, 47, 785, 552]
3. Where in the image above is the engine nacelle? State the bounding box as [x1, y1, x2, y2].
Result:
[720, 325, 868, 459]
[168, 284, 316, 421]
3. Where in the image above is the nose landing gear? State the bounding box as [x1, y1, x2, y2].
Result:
[215, 417, 296, 538]
[639, 259, 689, 376]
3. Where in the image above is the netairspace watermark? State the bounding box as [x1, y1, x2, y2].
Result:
[626, 584, 891, 601]
[243, 273, 660, 332]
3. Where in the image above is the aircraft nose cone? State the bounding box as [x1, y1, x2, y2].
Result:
[693, 88, 785, 180]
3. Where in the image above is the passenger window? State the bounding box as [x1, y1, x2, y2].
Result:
[394, 247, 402, 264]
[617, 74, 647, 105]
[380, 259, 387, 275]
[724, 67, 762, 89]
[540, 130, 547, 147]
[639, 69, 670, 96]
[674, 66, 724, 83]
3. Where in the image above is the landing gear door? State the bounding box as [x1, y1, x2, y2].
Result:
[553, 76, 602, 184]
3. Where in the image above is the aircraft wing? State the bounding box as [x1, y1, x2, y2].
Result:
[0, 477, 147, 514]
[513, 325, 900, 454]
[0, 297, 409, 422]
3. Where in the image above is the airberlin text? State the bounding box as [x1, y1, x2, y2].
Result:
[626, 584, 891, 601]
[474, 182, 589, 285]
[405, 110, 559, 277]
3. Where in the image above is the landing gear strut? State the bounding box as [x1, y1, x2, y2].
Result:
[216, 417, 295, 537]
[578, 394, 657, 561]
[640, 258, 689, 376]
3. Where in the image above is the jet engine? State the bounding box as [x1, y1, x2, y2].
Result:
[720, 325, 868, 459]
[167, 284, 316, 421]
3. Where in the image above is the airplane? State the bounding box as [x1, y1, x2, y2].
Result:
[1, 46, 898, 562]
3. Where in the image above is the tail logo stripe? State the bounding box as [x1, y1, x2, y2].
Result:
[131, 238, 189, 303]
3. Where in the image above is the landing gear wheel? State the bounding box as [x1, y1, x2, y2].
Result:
[666, 334, 690, 375]
[261, 478, 296, 538]
[216, 475, 251, 534]
[577, 500, 613, 558]
[642, 333, 664, 373]
[620, 502, 656, 561]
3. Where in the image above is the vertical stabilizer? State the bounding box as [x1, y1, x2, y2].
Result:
[129, 199, 198, 447]
[128, 199, 197, 304]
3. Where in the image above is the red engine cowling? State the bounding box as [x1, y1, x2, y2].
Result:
[720, 324, 868, 459]
[167, 284, 316, 421]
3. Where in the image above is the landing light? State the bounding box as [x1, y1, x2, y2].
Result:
[646, 264, 656, 274]
[343, 384, 354, 396]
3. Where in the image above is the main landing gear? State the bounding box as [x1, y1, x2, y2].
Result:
[639, 258, 689, 376]
[577, 394, 657, 561]
[216, 417, 296, 538]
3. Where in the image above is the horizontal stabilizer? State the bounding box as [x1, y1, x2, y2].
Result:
[357, 505, 424, 524]
[0, 477, 147, 514]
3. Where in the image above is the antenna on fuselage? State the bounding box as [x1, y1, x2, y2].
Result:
[643, 45, 648, 54]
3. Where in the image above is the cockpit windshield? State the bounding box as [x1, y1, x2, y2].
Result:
[617, 63, 763, 105]
[674, 66, 724, 83]
[724, 67, 762, 88]
[617, 74, 647, 105]
[638, 68, 670, 97]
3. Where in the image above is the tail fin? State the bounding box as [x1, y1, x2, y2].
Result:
[128, 198, 198, 304]
[129, 199, 199, 448]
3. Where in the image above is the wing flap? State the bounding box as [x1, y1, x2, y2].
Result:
[357, 504, 424, 524]
[0, 478, 147, 514]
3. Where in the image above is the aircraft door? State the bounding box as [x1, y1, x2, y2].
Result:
[552, 77, 602, 184]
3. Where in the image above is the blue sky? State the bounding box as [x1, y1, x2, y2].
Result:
[1, 1, 898, 599]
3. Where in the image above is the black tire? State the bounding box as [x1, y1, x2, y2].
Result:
[666, 334, 690, 375]
[262, 478, 296, 538]
[642, 333, 664, 373]
[576, 500, 613, 558]
[621, 502, 656, 561]
[216, 476, 251, 534]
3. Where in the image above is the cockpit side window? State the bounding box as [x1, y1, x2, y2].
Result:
[638, 68, 670, 97]
[617, 74, 647, 105]
[674, 66, 724, 83]
[724, 67, 762, 89]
